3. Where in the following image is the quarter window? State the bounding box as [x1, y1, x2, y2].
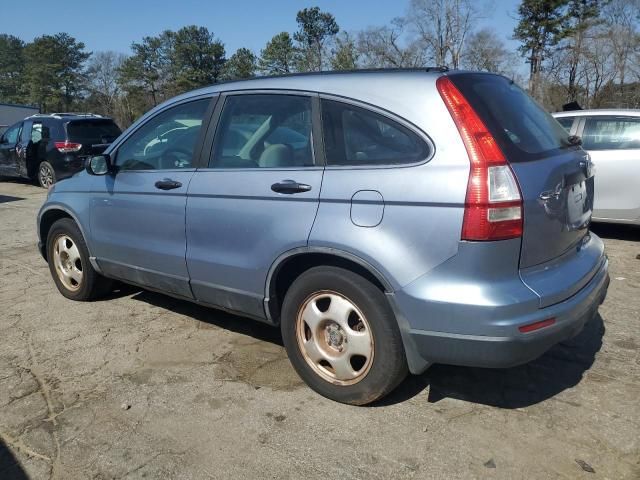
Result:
[210, 94, 313, 168]
[115, 99, 210, 171]
[582, 116, 640, 150]
[555, 117, 575, 132]
[321, 100, 429, 166]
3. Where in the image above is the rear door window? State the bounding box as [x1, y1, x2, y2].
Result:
[582, 116, 640, 150]
[450, 74, 572, 161]
[66, 120, 122, 143]
[210, 94, 314, 168]
[321, 100, 429, 166]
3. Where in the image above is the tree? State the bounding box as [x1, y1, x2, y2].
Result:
[222, 48, 257, 80]
[259, 32, 296, 75]
[407, 0, 476, 68]
[514, 0, 570, 101]
[168, 26, 226, 91]
[85, 51, 126, 118]
[356, 18, 426, 68]
[563, 0, 602, 102]
[24, 33, 89, 111]
[0, 34, 25, 103]
[117, 35, 170, 108]
[331, 32, 359, 70]
[463, 28, 513, 74]
[294, 7, 339, 71]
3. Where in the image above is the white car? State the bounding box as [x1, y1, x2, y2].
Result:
[553, 110, 640, 225]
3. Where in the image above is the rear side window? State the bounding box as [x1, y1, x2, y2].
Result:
[66, 120, 121, 143]
[555, 116, 575, 132]
[321, 100, 428, 166]
[582, 116, 640, 150]
[450, 74, 571, 161]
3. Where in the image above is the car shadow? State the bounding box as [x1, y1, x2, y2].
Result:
[590, 223, 639, 241]
[124, 286, 604, 409]
[376, 313, 605, 408]
[0, 438, 28, 480]
[130, 289, 284, 346]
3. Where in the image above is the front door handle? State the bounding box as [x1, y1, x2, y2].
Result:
[271, 179, 312, 194]
[155, 179, 182, 190]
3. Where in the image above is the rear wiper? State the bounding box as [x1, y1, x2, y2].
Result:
[567, 135, 582, 146]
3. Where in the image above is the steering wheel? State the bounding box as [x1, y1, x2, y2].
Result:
[160, 146, 192, 169]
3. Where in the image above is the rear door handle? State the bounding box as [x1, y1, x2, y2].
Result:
[271, 180, 312, 194]
[155, 179, 182, 190]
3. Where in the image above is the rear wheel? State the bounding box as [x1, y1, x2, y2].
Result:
[281, 266, 408, 405]
[46, 218, 112, 301]
[37, 161, 56, 188]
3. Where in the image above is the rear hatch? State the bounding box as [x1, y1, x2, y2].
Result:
[65, 119, 122, 157]
[450, 73, 601, 305]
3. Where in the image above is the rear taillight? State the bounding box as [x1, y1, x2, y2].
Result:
[436, 76, 523, 241]
[55, 141, 82, 153]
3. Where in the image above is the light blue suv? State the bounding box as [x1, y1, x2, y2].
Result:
[38, 70, 610, 405]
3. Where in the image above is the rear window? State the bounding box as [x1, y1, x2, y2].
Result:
[450, 74, 572, 161]
[66, 120, 121, 143]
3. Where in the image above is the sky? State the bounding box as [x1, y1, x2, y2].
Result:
[2, 0, 524, 67]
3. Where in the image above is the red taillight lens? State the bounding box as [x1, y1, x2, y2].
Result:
[55, 141, 82, 153]
[436, 76, 523, 241]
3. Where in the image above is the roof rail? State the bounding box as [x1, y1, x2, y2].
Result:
[26, 112, 104, 120]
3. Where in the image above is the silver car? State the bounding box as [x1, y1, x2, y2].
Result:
[553, 109, 640, 225]
[38, 70, 609, 404]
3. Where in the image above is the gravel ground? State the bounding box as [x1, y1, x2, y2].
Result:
[0, 179, 638, 480]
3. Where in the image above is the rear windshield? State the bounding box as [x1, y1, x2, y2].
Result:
[450, 74, 572, 161]
[66, 120, 121, 143]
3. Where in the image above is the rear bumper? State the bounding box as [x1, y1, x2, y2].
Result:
[409, 262, 608, 369]
[54, 155, 84, 180]
[389, 239, 609, 373]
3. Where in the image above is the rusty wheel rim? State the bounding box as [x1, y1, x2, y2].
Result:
[295, 290, 374, 386]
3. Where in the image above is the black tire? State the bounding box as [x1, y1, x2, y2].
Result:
[281, 266, 408, 405]
[37, 161, 56, 188]
[46, 218, 112, 301]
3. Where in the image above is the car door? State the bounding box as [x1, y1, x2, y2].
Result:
[0, 122, 22, 176]
[90, 96, 216, 298]
[186, 92, 323, 319]
[579, 115, 640, 222]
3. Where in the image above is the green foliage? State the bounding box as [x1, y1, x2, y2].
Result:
[23, 33, 89, 111]
[167, 26, 226, 91]
[259, 32, 296, 75]
[514, 0, 570, 59]
[294, 6, 339, 71]
[222, 48, 257, 80]
[331, 33, 359, 70]
[0, 34, 25, 103]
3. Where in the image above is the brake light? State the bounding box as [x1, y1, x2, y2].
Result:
[55, 141, 82, 153]
[436, 76, 523, 241]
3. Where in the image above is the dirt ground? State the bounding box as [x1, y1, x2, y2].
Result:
[0, 179, 638, 480]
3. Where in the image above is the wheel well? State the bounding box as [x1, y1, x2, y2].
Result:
[268, 252, 389, 323]
[39, 210, 73, 260]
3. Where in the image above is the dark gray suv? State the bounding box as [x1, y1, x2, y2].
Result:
[38, 70, 609, 405]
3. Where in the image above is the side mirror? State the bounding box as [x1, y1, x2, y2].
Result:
[86, 154, 112, 175]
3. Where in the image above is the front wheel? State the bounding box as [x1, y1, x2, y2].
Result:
[281, 266, 408, 405]
[37, 161, 56, 188]
[46, 218, 112, 301]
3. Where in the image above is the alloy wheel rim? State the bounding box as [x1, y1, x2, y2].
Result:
[39, 164, 53, 188]
[296, 290, 374, 386]
[52, 234, 83, 291]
